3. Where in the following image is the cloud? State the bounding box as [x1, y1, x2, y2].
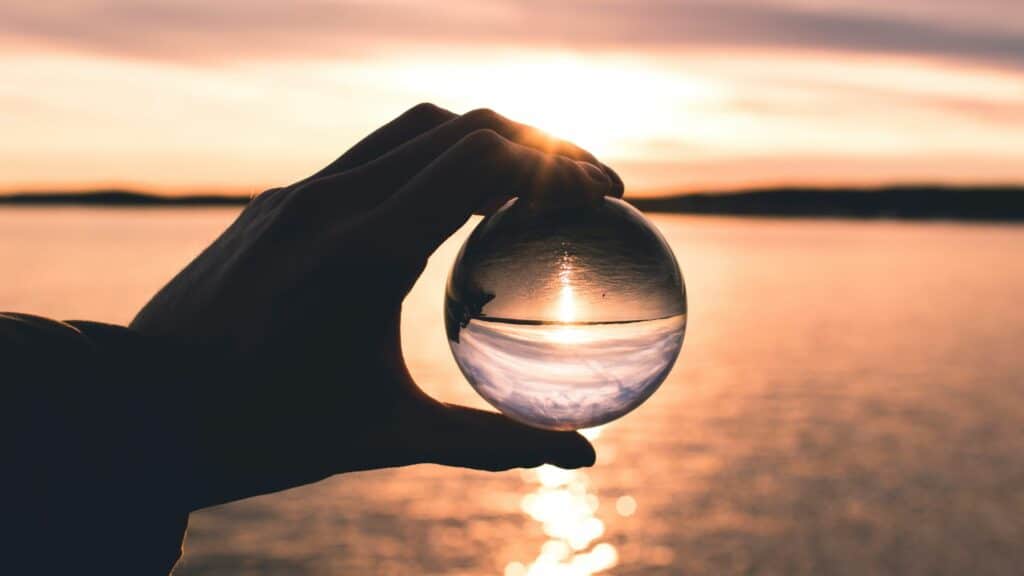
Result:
[578, 1, 1024, 68]
[1, 1, 1022, 69]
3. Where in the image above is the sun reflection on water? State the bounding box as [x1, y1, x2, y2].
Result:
[547, 252, 589, 345]
[508, 426, 623, 576]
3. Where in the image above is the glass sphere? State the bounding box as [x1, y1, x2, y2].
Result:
[445, 197, 687, 430]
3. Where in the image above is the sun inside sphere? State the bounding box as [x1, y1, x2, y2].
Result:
[445, 197, 687, 430]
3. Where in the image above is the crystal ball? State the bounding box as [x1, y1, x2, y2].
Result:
[445, 196, 687, 430]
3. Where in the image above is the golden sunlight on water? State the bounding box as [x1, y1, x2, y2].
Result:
[547, 253, 584, 345]
[2, 207, 1023, 575]
[508, 427, 621, 576]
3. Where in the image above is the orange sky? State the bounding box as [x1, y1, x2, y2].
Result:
[1, 1, 1022, 195]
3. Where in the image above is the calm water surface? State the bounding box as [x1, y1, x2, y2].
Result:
[2, 207, 1023, 575]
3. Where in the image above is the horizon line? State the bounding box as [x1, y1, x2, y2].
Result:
[2, 184, 1023, 222]
[2, 182, 1024, 202]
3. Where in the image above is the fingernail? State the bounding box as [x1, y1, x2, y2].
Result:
[599, 162, 625, 196]
[557, 436, 597, 468]
[580, 161, 611, 189]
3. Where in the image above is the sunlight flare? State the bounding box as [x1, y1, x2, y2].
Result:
[385, 51, 721, 156]
[548, 253, 587, 344]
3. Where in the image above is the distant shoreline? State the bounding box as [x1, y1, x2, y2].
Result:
[2, 185, 1023, 221]
[0, 190, 250, 206]
[628, 185, 1024, 222]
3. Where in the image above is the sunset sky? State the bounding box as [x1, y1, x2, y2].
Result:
[1, 1, 1022, 195]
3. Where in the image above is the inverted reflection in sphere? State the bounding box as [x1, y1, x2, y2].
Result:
[445, 197, 687, 430]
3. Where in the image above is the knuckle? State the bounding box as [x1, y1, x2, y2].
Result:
[459, 128, 507, 157]
[252, 186, 284, 204]
[278, 183, 315, 215]
[279, 177, 335, 217]
[405, 102, 446, 122]
[461, 107, 503, 128]
[245, 186, 294, 215]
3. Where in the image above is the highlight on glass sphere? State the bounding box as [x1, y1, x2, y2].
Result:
[445, 196, 687, 431]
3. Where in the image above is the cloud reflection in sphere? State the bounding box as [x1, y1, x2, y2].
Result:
[445, 197, 687, 430]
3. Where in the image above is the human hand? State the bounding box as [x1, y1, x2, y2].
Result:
[131, 104, 624, 509]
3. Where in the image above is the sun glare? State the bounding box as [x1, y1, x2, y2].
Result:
[550, 289, 586, 344]
[548, 254, 588, 344]
[387, 52, 720, 156]
[557, 284, 577, 323]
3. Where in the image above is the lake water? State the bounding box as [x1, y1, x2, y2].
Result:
[2, 207, 1023, 575]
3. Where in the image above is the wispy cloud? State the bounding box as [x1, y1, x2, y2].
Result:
[2, 1, 1022, 68]
[1, 1, 1021, 192]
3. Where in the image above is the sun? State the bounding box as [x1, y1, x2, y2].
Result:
[557, 283, 577, 323]
[468, 55, 673, 155]
[548, 283, 587, 344]
[546, 254, 589, 344]
[388, 51, 720, 157]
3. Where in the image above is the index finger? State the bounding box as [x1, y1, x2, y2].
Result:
[370, 129, 613, 265]
[354, 108, 624, 206]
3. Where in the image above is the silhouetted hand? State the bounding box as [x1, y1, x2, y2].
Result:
[132, 104, 624, 510]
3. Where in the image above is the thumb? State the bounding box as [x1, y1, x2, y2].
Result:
[413, 402, 596, 472]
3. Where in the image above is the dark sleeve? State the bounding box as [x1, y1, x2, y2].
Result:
[3, 313, 196, 575]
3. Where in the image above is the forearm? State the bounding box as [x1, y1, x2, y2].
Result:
[4, 313, 195, 574]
